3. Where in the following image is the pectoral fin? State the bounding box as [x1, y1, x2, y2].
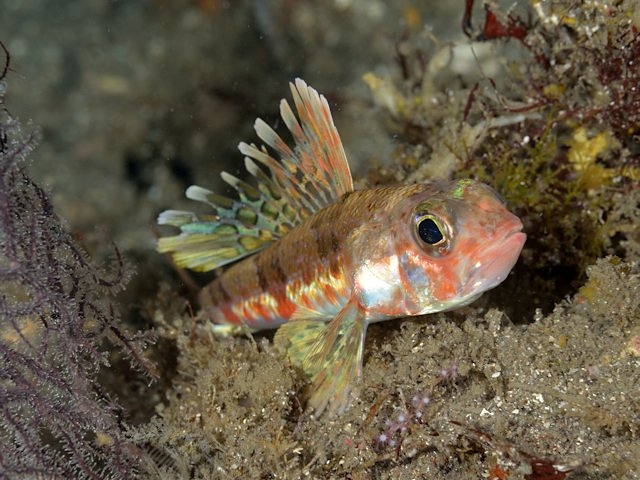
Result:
[275, 300, 367, 417]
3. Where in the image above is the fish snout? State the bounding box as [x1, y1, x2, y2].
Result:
[463, 215, 526, 295]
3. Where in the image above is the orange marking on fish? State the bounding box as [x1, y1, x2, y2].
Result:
[158, 79, 525, 416]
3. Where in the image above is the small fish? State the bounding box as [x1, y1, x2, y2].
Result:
[157, 79, 526, 416]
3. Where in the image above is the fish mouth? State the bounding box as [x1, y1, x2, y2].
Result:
[463, 226, 526, 296]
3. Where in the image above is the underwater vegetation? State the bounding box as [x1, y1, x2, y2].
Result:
[1, 1, 639, 479]
[131, 255, 639, 479]
[134, 2, 639, 479]
[364, 0, 640, 312]
[0, 63, 153, 477]
[462, 0, 640, 271]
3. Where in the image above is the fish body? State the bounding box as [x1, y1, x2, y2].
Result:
[158, 79, 526, 416]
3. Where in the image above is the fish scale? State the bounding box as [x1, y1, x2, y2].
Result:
[157, 79, 526, 416]
[199, 185, 424, 329]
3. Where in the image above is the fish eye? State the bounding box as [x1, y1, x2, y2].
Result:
[416, 215, 445, 246]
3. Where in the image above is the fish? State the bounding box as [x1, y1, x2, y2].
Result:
[157, 79, 526, 416]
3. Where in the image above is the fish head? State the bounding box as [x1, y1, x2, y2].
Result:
[390, 179, 526, 315]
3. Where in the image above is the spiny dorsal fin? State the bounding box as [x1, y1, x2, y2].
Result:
[157, 78, 354, 271]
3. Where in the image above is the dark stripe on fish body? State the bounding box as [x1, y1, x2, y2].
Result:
[256, 257, 270, 293]
[308, 196, 348, 260]
[312, 223, 331, 261]
[271, 254, 288, 286]
[328, 230, 343, 276]
[330, 230, 340, 253]
[256, 250, 289, 292]
[317, 225, 342, 266]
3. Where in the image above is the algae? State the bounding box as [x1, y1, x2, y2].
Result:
[134, 3, 639, 478]
[1, 0, 638, 479]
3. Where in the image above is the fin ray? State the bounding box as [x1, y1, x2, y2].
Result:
[276, 299, 366, 417]
[157, 79, 353, 272]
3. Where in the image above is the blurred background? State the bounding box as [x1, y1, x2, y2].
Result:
[0, 0, 477, 262]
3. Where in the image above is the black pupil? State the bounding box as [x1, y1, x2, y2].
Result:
[418, 218, 443, 245]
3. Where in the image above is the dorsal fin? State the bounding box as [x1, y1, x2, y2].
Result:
[157, 78, 354, 272]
